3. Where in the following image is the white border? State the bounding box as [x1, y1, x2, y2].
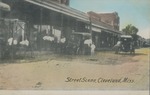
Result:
[0, 90, 149, 95]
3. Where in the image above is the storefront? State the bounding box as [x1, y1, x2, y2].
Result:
[91, 18, 121, 50]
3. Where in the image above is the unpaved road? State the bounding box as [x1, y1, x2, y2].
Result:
[0, 48, 149, 90]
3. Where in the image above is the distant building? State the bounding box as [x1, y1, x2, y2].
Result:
[51, 0, 70, 6]
[87, 11, 120, 31]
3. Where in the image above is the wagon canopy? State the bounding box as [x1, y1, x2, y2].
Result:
[0, 2, 10, 11]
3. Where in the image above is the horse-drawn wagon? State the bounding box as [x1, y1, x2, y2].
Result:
[114, 35, 135, 54]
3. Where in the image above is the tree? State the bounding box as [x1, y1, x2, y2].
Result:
[122, 24, 139, 46]
[122, 24, 138, 35]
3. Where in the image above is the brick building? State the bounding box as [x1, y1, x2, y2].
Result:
[87, 11, 120, 31]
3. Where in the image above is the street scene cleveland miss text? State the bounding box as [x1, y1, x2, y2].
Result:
[65, 77, 134, 83]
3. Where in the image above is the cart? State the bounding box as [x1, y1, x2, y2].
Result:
[114, 35, 135, 54]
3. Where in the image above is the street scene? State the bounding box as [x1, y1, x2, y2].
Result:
[0, 48, 149, 90]
[0, 0, 149, 90]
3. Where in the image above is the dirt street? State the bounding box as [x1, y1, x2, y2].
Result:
[0, 48, 149, 90]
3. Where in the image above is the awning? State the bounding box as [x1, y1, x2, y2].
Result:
[24, 0, 89, 22]
[92, 26, 102, 33]
[24, 0, 121, 35]
[121, 35, 132, 38]
[91, 18, 122, 35]
[72, 32, 91, 36]
[0, 2, 10, 11]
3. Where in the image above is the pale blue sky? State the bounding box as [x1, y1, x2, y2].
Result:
[70, 0, 150, 39]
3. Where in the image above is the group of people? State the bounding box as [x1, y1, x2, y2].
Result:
[42, 34, 96, 55]
[43, 34, 66, 53]
[83, 38, 96, 55]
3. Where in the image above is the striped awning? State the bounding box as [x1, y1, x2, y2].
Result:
[0, 2, 10, 11]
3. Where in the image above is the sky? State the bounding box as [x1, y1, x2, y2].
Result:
[70, 0, 150, 39]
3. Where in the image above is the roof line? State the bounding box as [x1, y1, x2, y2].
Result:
[24, 0, 89, 22]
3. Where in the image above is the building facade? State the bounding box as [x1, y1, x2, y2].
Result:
[88, 11, 120, 31]
[0, 0, 122, 56]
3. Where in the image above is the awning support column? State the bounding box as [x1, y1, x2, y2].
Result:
[60, 13, 64, 36]
[89, 16, 92, 38]
[39, 7, 43, 51]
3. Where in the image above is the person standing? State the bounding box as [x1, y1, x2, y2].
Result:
[113, 41, 122, 54]
[84, 38, 92, 55]
[90, 43, 96, 55]
[60, 36, 66, 53]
